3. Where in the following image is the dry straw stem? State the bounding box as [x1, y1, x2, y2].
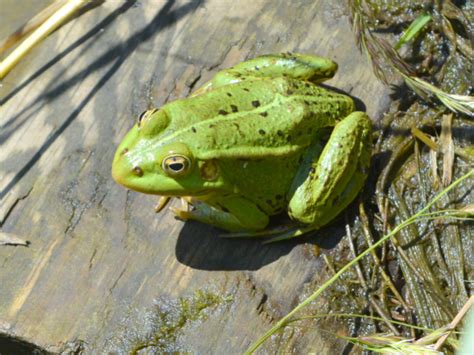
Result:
[344, 333, 442, 354]
[292, 311, 467, 353]
[411, 120, 473, 163]
[290, 313, 434, 333]
[0, 0, 88, 79]
[245, 169, 474, 354]
[0, 0, 68, 54]
[433, 296, 474, 350]
[403, 75, 474, 117]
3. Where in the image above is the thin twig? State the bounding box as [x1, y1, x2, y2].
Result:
[0, 0, 88, 79]
[359, 203, 411, 312]
[433, 296, 474, 350]
[0, 0, 68, 54]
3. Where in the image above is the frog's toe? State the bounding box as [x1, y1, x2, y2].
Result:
[169, 206, 191, 221]
[219, 230, 269, 238]
[262, 231, 302, 244]
[155, 196, 172, 213]
[261, 225, 317, 243]
[219, 225, 297, 239]
[180, 196, 197, 205]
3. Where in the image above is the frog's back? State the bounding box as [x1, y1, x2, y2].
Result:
[160, 77, 354, 160]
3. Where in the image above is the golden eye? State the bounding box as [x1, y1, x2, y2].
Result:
[162, 155, 191, 176]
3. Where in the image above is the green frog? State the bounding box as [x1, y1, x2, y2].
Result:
[112, 53, 372, 241]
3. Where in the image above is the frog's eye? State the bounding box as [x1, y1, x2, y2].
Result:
[162, 155, 192, 177]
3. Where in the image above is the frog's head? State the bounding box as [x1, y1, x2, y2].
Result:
[112, 109, 222, 196]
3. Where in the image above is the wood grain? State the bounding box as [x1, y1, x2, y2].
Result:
[0, 0, 391, 352]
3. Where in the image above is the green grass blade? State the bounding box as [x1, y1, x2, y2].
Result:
[395, 13, 432, 49]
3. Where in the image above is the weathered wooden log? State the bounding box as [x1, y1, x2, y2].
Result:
[0, 0, 391, 352]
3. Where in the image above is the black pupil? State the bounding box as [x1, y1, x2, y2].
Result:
[169, 162, 184, 171]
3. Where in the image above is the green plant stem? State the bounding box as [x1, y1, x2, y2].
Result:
[245, 169, 473, 354]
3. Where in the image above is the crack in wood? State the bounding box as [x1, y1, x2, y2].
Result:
[88, 248, 98, 270]
[256, 293, 268, 315]
[242, 275, 274, 322]
[0, 186, 33, 226]
[185, 71, 202, 92]
[63, 173, 108, 237]
[109, 267, 127, 294]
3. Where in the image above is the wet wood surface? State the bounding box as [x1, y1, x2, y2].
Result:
[0, 0, 391, 352]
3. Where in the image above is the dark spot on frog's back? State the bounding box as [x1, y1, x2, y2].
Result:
[277, 130, 284, 137]
[252, 100, 261, 107]
[230, 104, 238, 112]
[258, 129, 266, 135]
[192, 127, 197, 133]
[243, 88, 250, 92]
[259, 112, 268, 117]
[218, 109, 228, 115]
[226, 92, 232, 97]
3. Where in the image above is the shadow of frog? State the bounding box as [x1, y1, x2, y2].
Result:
[174, 214, 347, 271]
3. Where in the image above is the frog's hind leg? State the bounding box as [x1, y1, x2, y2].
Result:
[192, 53, 338, 95]
[287, 111, 372, 234]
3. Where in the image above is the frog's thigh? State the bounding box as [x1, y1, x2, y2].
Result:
[196, 53, 338, 93]
[288, 111, 371, 229]
[188, 196, 269, 232]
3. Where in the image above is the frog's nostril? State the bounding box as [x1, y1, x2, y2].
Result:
[133, 166, 144, 177]
[120, 148, 129, 155]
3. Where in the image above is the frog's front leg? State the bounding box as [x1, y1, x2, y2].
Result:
[171, 195, 269, 232]
[287, 111, 372, 231]
[193, 53, 338, 95]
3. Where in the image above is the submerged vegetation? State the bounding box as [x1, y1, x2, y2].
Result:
[248, 1, 473, 353]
